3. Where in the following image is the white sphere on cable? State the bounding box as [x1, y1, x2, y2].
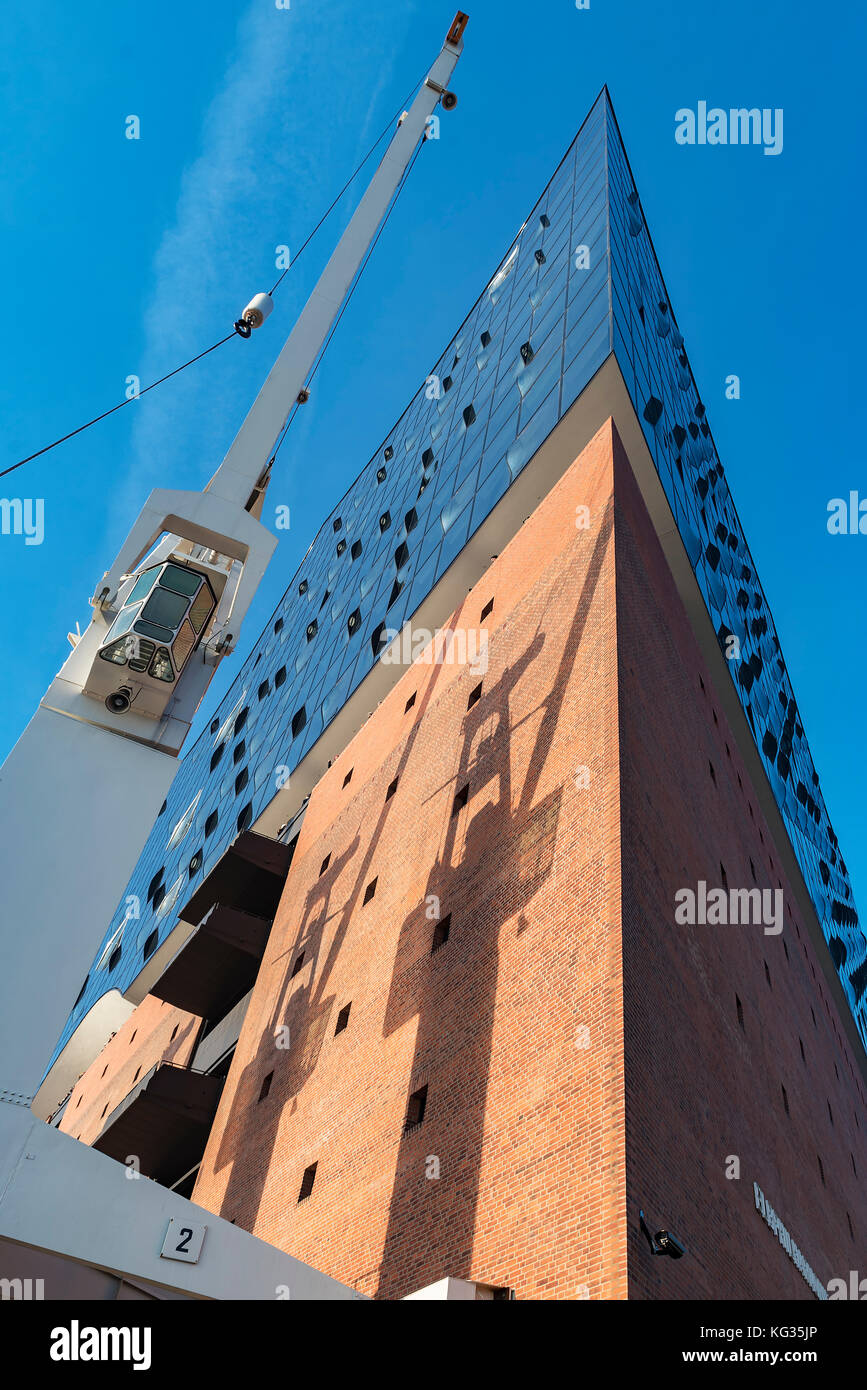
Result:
[241, 293, 274, 329]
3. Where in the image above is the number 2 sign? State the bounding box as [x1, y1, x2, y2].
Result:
[160, 1216, 207, 1264]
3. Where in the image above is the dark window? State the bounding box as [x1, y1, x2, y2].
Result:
[781, 1084, 789, 1116]
[347, 608, 361, 637]
[235, 767, 249, 795]
[188, 849, 202, 877]
[467, 682, 482, 710]
[108, 945, 122, 970]
[363, 877, 377, 905]
[233, 740, 246, 765]
[336, 539, 347, 557]
[258, 679, 270, 700]
[258, 1071, 273, 1102]
[799, 1036, 805, 1063]
[291, 952, 305, 978]
[171, 1025, 178, 1042]
[237, 801, 253, 832]
[319, 853, 331, 877]
[405, 1085, 428, 1130]
[462, 404, 476, 427]
[234, 708, 248, 736]
[343, 767, 353, 788]
[817, 1154, 825, 1187]
[333, 517, 342, 532]
[534, 249, 546, 264]
[452, 784, 469, 817]
[298, 1162, 317, 1202]
[292, 706, 307, 738]
[709, 760, 716, 784]
[306, 620, 317, 641]
[828, 1101, 834, 1126]
[404, 508, 418, 534]
[371, 622, 388, 657]
[377, 467, 387, 483]
[405, 692, 416, 714]
[147, 869, 165, 902]
[432, 914, 451, 953]
[335, 1003, 351, 1036]
[210, 745, 224, 772]
[480, 330, 491, 347]
[736, 995, 744, 1030]
[386, 776, 399, 802]
[383, 446, 394, 462]
[133, 1067, 141, 1084]
[520, 341, 534, 364]
[750, 858, 757, 883]
[379, 511, 391, 532]
[274, 665, 287, 688]
[275, 615, 285, 631]
[142, 931, 158, 962]
[351, 540, 363, 562]
[210, 718, 220, 734]
[394, 541, 410, 570]
[480, 598, 494, 621]
[720, 861, 728, 890]
[205, 809, 218, 837]
[388, 579, 403, 610]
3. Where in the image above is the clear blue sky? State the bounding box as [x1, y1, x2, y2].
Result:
[1, 0, 864, 900]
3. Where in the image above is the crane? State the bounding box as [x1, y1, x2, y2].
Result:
[0, 13, 467, 1299]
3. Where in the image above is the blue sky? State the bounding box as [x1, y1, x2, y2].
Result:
[1, 0, 864, 900]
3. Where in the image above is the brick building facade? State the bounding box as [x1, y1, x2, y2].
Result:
[60, 420, 866, 1298]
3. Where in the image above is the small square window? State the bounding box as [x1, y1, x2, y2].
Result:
[363, 877, 377, 905]
[343, 767, 353, 788]
[480, 597, 494, 621]
[335, 1003, 351, 1035]
[258, 1071, 274, 1102]
[298, 1162, 317, 1202]
[432, 914, 451, 953]
[386, 776, 399, 802]
[319, 853, 331, 877]
[405, 1085, 428, 1131]
[291, 952, 306, 978]
[452, 784, 469, 817]
[467, 682, 482, 710]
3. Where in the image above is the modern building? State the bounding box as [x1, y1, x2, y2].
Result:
[50, 89, 866, 1299]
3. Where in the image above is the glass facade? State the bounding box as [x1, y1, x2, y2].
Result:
[52, 89, 865, 1070]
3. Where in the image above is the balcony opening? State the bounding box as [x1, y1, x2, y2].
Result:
[432, 914, 451, 954]
[405, 1085, 428, 1131]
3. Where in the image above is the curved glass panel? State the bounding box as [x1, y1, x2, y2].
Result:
[141, 588, 189, 629]
[149, 646, 175, 683]
[124, 567, 159, 606]
[159, 564, 202, 597]
[98, 638, 129, 666]
[134, 620, 174, 643]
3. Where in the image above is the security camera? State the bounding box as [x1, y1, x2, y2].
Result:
[653, 1230, 686, 1260]
[639, 1209, 686, 1259]
[105, 688, 132, 714]
[442, 91, 458, 111]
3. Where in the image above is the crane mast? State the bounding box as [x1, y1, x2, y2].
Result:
[0, 14, 467, 1299]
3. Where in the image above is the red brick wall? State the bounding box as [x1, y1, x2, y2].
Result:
[58, 995, 200, 1147]
[192, 419, 628, 1299]
[612, 434, 867, 1299]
